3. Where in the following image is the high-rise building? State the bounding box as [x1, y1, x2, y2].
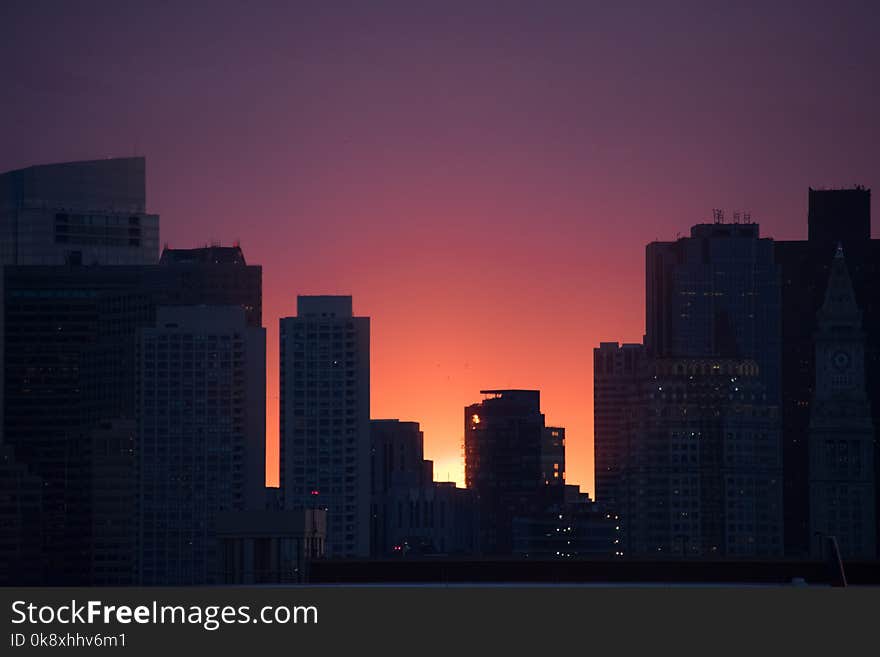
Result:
[370, 419, 476, 557]
[465, 390, 556, 555]
[279, 296, 370, 558]
[1, 246, 262, 584]
[597, 216, 785, 558]
[775, 186, 880, 557]
[593, 342, 646, 511]
[0, 157, 159, 266]
[645, 221, 781, 402]
[808, 247, 876, 559]
[136, 306, 265, 585]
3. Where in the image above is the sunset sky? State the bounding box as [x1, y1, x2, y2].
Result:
[3, 0, 879, 494]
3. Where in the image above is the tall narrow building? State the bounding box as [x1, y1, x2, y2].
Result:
[465, 390, 555, 555]
[137, 306, 266, 585]
[593, 342, 646, 512]
[808, 246, 876, 559]
[279, 296, 370, 558]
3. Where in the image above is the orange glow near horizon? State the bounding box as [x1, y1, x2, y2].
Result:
[258, 208, 648, 497]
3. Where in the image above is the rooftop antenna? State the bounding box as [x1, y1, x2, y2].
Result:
[743, 211, 751, 223]
[712, 209, 725, 224]
[733, 211, 741, 224]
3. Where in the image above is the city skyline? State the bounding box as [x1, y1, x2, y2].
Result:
[0, 167, 873, 504]
[3, 1, 880, 496]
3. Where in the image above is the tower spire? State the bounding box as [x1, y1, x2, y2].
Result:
[819, 243, 860, 321]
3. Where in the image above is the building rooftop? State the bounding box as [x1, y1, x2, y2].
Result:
[159, 245, 247, 265]
[0, 156, 147, 213]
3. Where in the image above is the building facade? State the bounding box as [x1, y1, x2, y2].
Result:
[623, 358, 783, 558]
[137, 306, 265, 585]
[215, 509, 326, 584]
[645, 221, 781, 402]
[0, 444, 43, 585]
[279, 296, 370, 558]
[465, 390, 563, 555]
[370, 419, 476, 557]
[776, 186, 880, 557]
[808, 247, 876, 559]
[593, 342, 646, 511]
[0, 157, 159, 266]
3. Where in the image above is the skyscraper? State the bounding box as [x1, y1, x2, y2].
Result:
[645, 221, 781, 402]
[597, 217, 785, 558]
[593, 342, 646, 511]
[808, 247, 876, 559]
[279, 296, 370, 558]
[0, 157, 159, 266]
[137, 306, 266, 585]
[464, 390, 556, 555]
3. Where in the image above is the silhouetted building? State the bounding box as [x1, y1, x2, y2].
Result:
[158, 245, 248, 266]
[597, 216, 786, 557]
[593, 342, 646, 510]
[0, 157, 159, 266]
[645, 221, 781, 402]
[0, 444, 43, 585]
[808, 187, 871, 252]
[137, 306, 266, 585]
[216, 509, 326, 584]
[808, 247, 876, 559]
[623, 358, 783, 557]
[279, 296, 370, 558]
[1, 245, 262, 584]
[465, 390, 562, 555]
[774, 186, 880, 557]
[370, 419, 476, 557]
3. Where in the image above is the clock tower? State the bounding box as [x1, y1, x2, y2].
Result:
[808, 244, 876, 558]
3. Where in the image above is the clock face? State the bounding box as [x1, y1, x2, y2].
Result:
[832, 350, 851, 371]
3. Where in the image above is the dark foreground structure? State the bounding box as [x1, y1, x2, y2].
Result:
[309, 558, 880, 586]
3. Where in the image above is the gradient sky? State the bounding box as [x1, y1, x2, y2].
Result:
[2, 0, 879, 494]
